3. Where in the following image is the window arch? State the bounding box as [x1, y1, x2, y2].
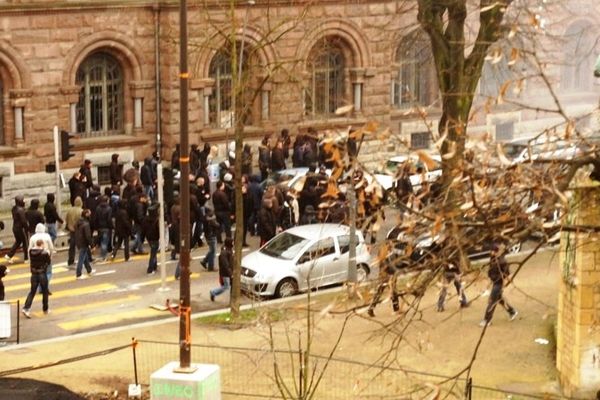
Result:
[305, 37, 347, 117]
[562, 21, 596, 92]
[208, 45, 251, 128]
[393, 30, 437, 108]
[76, 52, 124, 137]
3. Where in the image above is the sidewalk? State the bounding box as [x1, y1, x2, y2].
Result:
[0, 248, 562, 398]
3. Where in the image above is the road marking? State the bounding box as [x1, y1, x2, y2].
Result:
[14, 283, 117, 303]
[6, 270, 116, 292]
[4, 267, 68, 282]
[58, 307, 163, 331]
[94, 270, 116, 277]
[128, 273, 201, 289]
[32, 294, 141, 317]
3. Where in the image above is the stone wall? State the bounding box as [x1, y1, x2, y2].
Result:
[557, 185, 600, 398]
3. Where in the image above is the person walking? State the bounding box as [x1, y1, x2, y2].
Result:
[112, 199, 132, 262]
[209, 238, 233, 302]
[75, 209, 95, 279]
[29, 223, 54, 295]
[212, 181, 232, 243]
[258, 135, 271, 182]
[43, 193, 63, 244]
[258, 198, 277, 246]
[21, 239, 51, 318]
[200, 208, 220, 272]
[66, 196, 84, 267]
[480, 243, 518, 327]
[436, 257, 468, 312]
[5, 195, 29, 263]
[143, 204, 160, 275]
[94, 195, 113, 261]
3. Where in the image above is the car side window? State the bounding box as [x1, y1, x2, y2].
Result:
[298, 238, 336, 263]
[337, 235, 360, 254]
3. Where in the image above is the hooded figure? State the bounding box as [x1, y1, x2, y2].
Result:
[110, 153, 122, 186]
[140, 156, 155, 201]
[25, 199, 45, 235]
[44, 193, 63, 242]
[6, 195, 29, 262]
[29, 223, 55, 293]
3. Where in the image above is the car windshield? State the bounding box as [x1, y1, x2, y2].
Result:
[260, 232, 310, 260]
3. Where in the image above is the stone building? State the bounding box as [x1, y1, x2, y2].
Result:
[0, 0, 598, 206]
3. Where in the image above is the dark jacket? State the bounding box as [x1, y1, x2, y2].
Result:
[142, 213, 160, 242]
[110, 155, 122, 186]
[69, 176, 86, 205]
[75, 217, 93, 249]
[79, 164, 93, 189]
[204, 212, 220, 239]
[270, 147, 286, 171]
[29, 247, 50, 275]
[212, 189, 230, 214]
[258, 207, 277, 241]
[114, 203, 132, 238]
[44, 194, 63, 224]
[488, 254, 510, 284]
[25, 201, 45, 235]
[218, 246, 233, 278]
[94, 202, 114, 230]
[258, 145, 271, 172]
[12, 203, 28, 232]
[140, 157, 154, 186]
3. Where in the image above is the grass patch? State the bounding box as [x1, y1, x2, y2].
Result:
[195, 307, 286, 327]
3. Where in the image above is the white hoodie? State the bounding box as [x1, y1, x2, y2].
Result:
[28, 223, 55, 256]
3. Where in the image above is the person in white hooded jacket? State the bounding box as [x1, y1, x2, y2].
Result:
[29, 223, 54, 294]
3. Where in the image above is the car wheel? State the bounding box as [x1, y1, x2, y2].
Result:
[275, 278, 298, 298]
[507, 242, 522, 254]
[357, 264, 370, 282]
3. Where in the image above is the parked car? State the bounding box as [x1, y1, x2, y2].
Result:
[374, 154, 443, 192]
[241, 223, 373, 298]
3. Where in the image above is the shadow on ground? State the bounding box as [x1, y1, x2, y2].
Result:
[0, 377, 86, 400]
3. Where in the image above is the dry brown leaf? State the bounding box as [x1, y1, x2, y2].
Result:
[377, 127, 391, 141]
[442, 141, 456, 160]
[507, 48, 519, 66]
[416, 150, 438, 170]
[334, 104, 354, 115]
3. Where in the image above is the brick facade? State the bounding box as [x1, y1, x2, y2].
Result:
[0, 0, 598, 207]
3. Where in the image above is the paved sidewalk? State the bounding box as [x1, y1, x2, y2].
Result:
[0, 248, 563, 398]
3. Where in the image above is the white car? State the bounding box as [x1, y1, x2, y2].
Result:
[374, 154, 443, 192]
[240, 224, 372, 298]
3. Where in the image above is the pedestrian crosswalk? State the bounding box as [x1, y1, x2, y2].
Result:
[4, 249, 221, 337]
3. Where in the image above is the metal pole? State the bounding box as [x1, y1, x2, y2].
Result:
[53, 126, 62, 217]
[132, 337, 139, 386]
[176, 0, 194, 372]
[157, 164, 169, 292]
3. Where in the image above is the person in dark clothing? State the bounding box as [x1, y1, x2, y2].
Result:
[142, 204, 160, 275]
[25, 199, 45, 236]
[79, 159, 94, 197]
[212, 181, 232, 243]
[112, 200, 132, 262]
[367, 246, 402, 317]
[68, 171, 86, 206]
[140, 156, 155, 202]
[281, 128, 291, 160]
[94, 195, 113, 261]
[241, 144, 253, 176]
[209, 238, 233, 302]
[247, 175, 263, 235]
[44, 193, 63, 243]
[258, 198, 277, 246]
[169, 196, 181, 263]
[129, 189, 148, 254]
[299, 205, 318, 225]
[6, 195, 29, 263]
[189, 144, 200, 175]
[200, 208, 220, 271]
[75, 209, 95, 279]
[21, 240, 51, 318]
[480, 244, 518, 327]
[110, 153, 122, 186]
[171, 144, 181, 171]
[0, 264, 7, 301]
[241, 176, 254, 246]
[199, 143, 211, 171]
[258, 135, 271, 182]
[270, 140, 286, 172]
[437, 257, 468, 312]
[394, 163, 413, 205]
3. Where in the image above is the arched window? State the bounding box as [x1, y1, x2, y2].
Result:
[76, 53, 124, 137]
[393, 30, 436, 108]
[562, 21, 596, 92]
[208, 46, 251, 128]
[305, 38, 346, 117]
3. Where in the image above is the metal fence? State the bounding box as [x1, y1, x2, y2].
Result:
[0, 299, 20, 345]
[135, 339, 566, 399]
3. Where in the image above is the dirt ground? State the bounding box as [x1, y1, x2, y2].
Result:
[0, 248, 562, 399]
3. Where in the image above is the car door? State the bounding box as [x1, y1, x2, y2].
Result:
[333, 234, 359, 282]
[296, 237, 337, 290]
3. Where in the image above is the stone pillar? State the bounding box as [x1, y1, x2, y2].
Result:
[557, 185, 600, 398]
